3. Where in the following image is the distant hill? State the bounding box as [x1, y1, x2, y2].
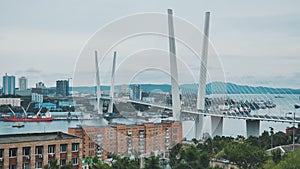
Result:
[206, 82, 300, 94]
[69, 82, 300, 95]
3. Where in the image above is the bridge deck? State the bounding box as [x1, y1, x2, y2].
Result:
[120, 98, 300, 123]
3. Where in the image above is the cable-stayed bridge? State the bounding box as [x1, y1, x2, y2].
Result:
[92, 9, 298, 139]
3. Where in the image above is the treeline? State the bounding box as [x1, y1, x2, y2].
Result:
[54, 130, 300, 169]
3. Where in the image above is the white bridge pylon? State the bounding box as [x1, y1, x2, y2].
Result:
[167, 9, 217, 139]
[95, 10, 264, 139]
[167, 10, 260, 139]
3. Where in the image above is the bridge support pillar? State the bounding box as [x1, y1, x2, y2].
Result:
[99, 99, 103, 114]
[211, 116, 223, 137]
[246, 120, 260, 137]
[195, 114, 203, 140]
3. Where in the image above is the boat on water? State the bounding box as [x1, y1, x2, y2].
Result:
[12, 123, 25, 128]
[274, 95, 285, 98]
[3, 107, 53, 122]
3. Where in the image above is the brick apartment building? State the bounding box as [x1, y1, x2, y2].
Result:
[68, 120, 182, 159]
[286, 126, 298, 136]
[0, 132, 82, 169]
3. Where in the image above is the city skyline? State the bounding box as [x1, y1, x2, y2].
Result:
[0, 1, 300, 88]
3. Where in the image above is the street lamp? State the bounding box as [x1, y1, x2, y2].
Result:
[286, 111, 296, 151]
[269, 127, 274, 149]
[293, 104, 300, 151]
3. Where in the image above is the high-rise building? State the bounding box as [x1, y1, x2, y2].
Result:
[131, 84, 141, 100]
[56, 80, 69, 97]
[31, 93, 43, 103]
[36, 82, 45, 88]
[19, 76, 28, 91]
[2, 73, 15, 95]
[32, 82, 49, 96]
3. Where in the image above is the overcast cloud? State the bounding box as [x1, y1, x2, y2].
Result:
[0, 0, 299, 88]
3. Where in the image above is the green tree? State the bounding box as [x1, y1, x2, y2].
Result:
[107, 154, 120, 168]
[92, 162, 111, 169]
[44, 160, 59, 169]
[224, 142, 267, 169]
[267, 149, 300, 169]
[271, 149, 282, 164]
[258, 130, 271, 149]
[209, 166, 225, 169]
[173, 145, 209, 169]
[246, 136, 259, 147]
[60, 162, 72, 169]
[273, 131, 288, 147]
[144, 155, 161, 169]
[90, 155, 111, 169]
[113, 156, 139, 169]
[169, 143, 182, 168]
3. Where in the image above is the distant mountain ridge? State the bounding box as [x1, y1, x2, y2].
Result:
[69, 82, 300, 95]
[207, 82, 300, 94]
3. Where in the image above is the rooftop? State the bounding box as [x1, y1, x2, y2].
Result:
[0, 131, 80, 144]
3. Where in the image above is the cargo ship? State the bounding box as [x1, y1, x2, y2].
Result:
[4, 116, 53, 122]
[3, 107, 53, 122]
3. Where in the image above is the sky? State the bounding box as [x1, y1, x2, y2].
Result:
[0, 0, 300, 88]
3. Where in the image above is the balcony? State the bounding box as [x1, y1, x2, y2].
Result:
[23, 155, 30, 160]
[36, 154, 43, 159]
[48, 153, 55, 159]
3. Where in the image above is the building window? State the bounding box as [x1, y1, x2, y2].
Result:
[48, 145, 55, 154]
[22, 147, 30, 156]
[60, 159, 66, 166]
[9, 148, 17, 158]
[88, 150, 94, 157]
[72, 157, 78, 165]
[60, 144, 67, 153]
[72, 143, 79, 152]
[35, 146, 43, 155]
[9, 164, 16, 169]
[88, 142, 94, 149]
[0, 149, 3, 158]
[35, 161, 42, 169]
[22, 163, 30, 169]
